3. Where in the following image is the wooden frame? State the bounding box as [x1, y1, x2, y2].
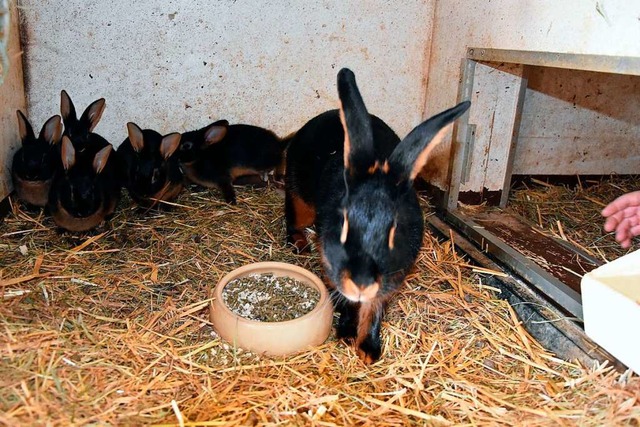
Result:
[442, 47, 640, 322]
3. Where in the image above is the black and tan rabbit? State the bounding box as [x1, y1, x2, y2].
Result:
[60, 89, 108, 158]
[179, 120, 286, 204]
[117, 122, 183, 208]
[48, 136, 120, 232]
[285, 68, 470, 363]
[12, 111, 63, 207]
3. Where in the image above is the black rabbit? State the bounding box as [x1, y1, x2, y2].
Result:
[285, 68, 470, 363]
[117, 122, 183, 208]
[179, 120, 285, 204]
[60, 89, 108, 158]
[48, 136, 120, 232]
[12, 111, 63, 207]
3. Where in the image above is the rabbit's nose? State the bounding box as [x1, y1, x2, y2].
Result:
[342, 277, 379, 303]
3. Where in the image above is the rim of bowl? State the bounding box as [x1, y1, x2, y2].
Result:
[213, 261, 331, 326]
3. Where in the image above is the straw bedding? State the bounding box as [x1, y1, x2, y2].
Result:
[508, 176, 640, 263]
[1, 184, 639, 426]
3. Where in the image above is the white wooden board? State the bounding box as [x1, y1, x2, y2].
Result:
[0, 0, 27, 200]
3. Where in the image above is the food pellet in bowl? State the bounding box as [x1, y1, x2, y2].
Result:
[222, 273, 321, 322]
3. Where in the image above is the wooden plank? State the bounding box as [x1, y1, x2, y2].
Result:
[459, 62, 525, 204]
[0, 1, 27, 200]
[445, 58, 475, 211]
[427, 212, 623, 370]
[445, 208, 597, 320]
[499, 67, 527, 207]
[468, 48, 640, 77]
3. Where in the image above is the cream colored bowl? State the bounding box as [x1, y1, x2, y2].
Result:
[210, 262, 333, 356]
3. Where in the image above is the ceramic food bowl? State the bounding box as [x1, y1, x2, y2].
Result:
[210, 261, 333, 356]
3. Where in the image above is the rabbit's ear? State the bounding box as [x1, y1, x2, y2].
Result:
[389, 101, 470, 183]
[203, 120, 229, 147]
[93, 145, 113, 174]
[16, 110, 35, 142]
[80, 98, 106, 132]
[60, 90, 77, 124]
[160, 133, 181, 159]
[40, 115, 63, 145]
[126, 122, 145, 153]
[61, 136, 76, 170]
[337, 68, 375, 173]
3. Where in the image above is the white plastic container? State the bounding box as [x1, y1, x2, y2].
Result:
[581, 250, 640, 373]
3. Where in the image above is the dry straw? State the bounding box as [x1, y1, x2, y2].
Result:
[508, 176, 640, 263]
[1, 184, 639, 426]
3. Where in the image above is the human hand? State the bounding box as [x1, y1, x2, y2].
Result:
[601, 190, 640, 249]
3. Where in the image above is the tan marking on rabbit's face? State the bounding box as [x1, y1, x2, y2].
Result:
[388, 222, 397, 250]
[367, 161, 379, 174]
[367, 160, 389, 175]
[340, 209, 349, 244]
[342, 275, 379, 303]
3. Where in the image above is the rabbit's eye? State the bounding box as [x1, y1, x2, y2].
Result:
[340, 209, 349, 244]
[388, 220, 397, 250]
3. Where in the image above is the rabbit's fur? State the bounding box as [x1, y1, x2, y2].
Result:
[12, 111, 63, 207]
[117, 122, 183, 209]
[179, 121, 285, 204]
[49, 136, 120, 232]
[60, 89, 108, 159]
[285, 68, 470, 363]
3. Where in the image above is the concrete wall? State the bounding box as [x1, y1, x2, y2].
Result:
[0, 0, 27, 200]
[423, 0, 640, 188]
[514, 67, 640, 176]
[18, 0, 434, 148]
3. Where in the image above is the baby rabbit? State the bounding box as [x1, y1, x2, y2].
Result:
[48, 136, 120, 232]
[285, 68, 470, 363]
[12, 111, 63, 207]
[117, 122, 183, 208]
[179, 120, 285, 204]
[60, 89, 108, 158]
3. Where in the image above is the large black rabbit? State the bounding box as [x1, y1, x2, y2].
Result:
[12, 111, 63, 207]
[117, 122, 183, 208]
[60, 89, 108, 158]
[179, 120, 285, 204]
[285, 68, 470, 363]
[48, 136, 120, 232]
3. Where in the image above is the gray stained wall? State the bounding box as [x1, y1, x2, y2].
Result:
[18, 0, 433, 148]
